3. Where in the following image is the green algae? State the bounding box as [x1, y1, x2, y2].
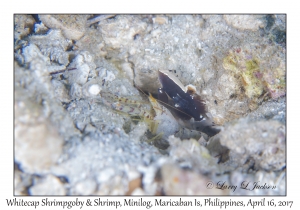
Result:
[223, 51, 264, 99]
[223, 48, 286, 100]
[242, 58, 264, 98]
[245, 59, 259, 72]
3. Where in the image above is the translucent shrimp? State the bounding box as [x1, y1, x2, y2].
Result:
[100, 91, 160, 134]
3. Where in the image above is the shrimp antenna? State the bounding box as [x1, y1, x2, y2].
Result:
[49, 67, 77, 75]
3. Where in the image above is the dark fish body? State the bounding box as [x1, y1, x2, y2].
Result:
[158, 70, 206, 121]
[158, 70, 220, 136]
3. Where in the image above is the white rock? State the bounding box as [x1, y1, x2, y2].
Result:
[29, 174, 66, 195]
[104, 70, 116, 82]
[224, 15, 264, 31]
[88, 84, 101, 96]
[121, 62, 134, 82]
[131, 188, 145, 195]
[74, 179, 97, 195]
[69, 83, 82, 99]
[96, 168, 115, 183]
[38, 15, 87, 40]
[66, 51, 95, 85]
[15, 98, 63, 174]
